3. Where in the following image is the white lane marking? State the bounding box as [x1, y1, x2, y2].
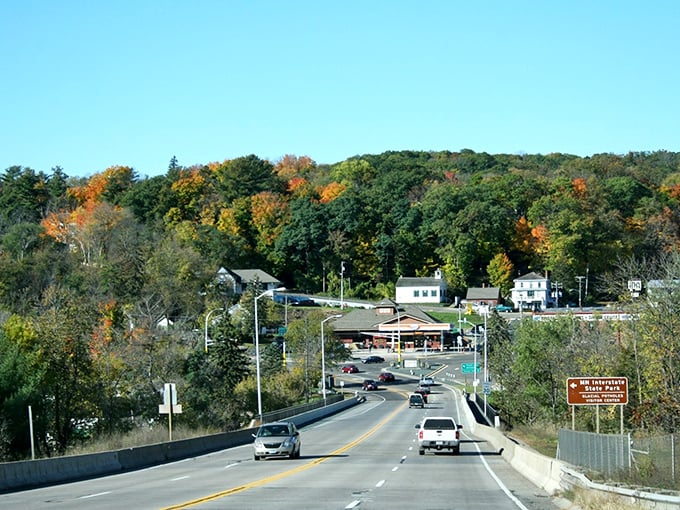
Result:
[467, 434, 531, 510]
[223, 463, 239, 469]
[80, 491, 112, 499]
[171, 475, 190, 481]
[391, 466, 399, 472]
[345, 499, 361, 508]
[376, 479, 386, 487]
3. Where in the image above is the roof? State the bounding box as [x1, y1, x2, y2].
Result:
[331, 303, 438, 333]
[466, 287, 500, 300]
[514, 272, 548, 282]
[396, 276, 446, 288]
[228, 269, 281, 285]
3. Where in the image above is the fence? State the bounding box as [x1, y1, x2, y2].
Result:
[629, 433, 678, 487]
[558, 429, 680, 489]
[557, 429, 631, 477]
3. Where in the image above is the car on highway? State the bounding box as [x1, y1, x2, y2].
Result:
[378, 372, 395, 383]
[362, 355, 385, 364]
[252, 421, 301, 460]
[420, 376, 435, 386]
[415, 416, 462, 455]
[341, 364, 359, 373]
[415, 384, 431, 396]
[408, 393, 425, 408]
[362, 379, 379, 391]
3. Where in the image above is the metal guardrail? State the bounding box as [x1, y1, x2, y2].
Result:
[260, 393, 345, 424]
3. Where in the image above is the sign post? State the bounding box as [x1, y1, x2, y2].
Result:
[159, 383, 183, 441]
[566, 377, 628, 433]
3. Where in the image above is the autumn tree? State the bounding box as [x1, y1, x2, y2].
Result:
[487, 253, 514, 298]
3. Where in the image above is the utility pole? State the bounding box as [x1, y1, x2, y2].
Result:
[576, 276, 585, 308]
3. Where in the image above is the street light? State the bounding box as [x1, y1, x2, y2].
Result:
[254, 287, 286, 421]
[321, 314, 343, 405]
[482, 308, 489, 414]
[204, 308, 224, 353]
[458, 316, 478, 396]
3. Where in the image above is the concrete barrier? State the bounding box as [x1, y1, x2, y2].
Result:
[460, 392, 680, 508]
[0, 451, 122, 491]
[0, 395, 362, 493]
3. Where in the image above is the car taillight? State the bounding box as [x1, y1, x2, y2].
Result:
[455, 430, 459, 440]
[419, 430, 423, 439]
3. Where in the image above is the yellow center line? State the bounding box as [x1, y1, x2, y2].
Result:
[162, 400, 407, 509]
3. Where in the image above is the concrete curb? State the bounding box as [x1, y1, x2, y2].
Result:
[0, 396, 363, 493]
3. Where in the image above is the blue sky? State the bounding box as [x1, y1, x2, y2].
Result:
[2, 1, 679, 178]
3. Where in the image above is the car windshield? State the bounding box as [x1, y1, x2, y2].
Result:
[259, 425, 290, 436]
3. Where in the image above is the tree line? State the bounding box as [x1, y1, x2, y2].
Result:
[1, 148, 680, 459]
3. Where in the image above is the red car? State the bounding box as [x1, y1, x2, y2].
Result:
[378, 372, 395, 383]
[341, 364, 359, 373]
[362, 379, 379, 391]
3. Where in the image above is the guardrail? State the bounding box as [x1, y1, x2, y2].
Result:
[0, 394, 362, 493]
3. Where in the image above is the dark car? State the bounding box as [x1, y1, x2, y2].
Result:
[409, 393, 425, 408]
[378, 372, 395, 383]
[341, 364, 359, 373]
[252, 421, 301, 460]
[291, 298, 319, 307]
[362, 379, 379, 391]
[362, 355, 385, 364]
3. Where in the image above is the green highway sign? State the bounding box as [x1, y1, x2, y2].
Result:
[461, 363, 480, 374]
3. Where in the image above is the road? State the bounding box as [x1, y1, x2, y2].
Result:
[1, 359, 562, 510]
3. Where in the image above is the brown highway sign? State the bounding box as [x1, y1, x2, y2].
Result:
[567, 377, 628, 405]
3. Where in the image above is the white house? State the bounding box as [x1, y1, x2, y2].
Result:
[215, 267, 282, 295]
[510, 271, 551, 311]
[395, 269, 448, 304]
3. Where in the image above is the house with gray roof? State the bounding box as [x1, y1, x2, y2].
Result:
[395, 269, 448, 304]
[510, 271, 551, 311]
[215, 267, 282, 295]
[463, 287, 501, 311]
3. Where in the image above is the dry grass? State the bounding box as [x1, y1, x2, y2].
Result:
[505, 422, 559, 458]
[65, 424, 221, 456]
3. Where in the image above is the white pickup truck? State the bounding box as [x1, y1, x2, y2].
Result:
[415, 416, 463, 455]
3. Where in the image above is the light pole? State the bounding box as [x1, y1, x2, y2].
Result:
[321, 314, 343, 405]
[397, 306, 402, 365]
[254, 287, 285, 421]
[340, 261, 345, 309]
[204, 308, 224, 353]
[482, 309, 489, 414]
[458, 316, 478, 396]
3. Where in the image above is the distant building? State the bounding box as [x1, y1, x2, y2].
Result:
[395, 269, 447, 304]
[463, 287, 501, 312]
[331, 299, 452, 350]
[509, 271, 551, 311]
[215, 267, 282, 295]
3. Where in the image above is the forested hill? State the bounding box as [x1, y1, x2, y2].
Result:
[2, 149, 680, 312]
[3, 148, 680, 458]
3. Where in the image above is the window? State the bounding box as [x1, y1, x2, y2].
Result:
[432, 289, 438, 297]
[413, 290, 420, 297]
